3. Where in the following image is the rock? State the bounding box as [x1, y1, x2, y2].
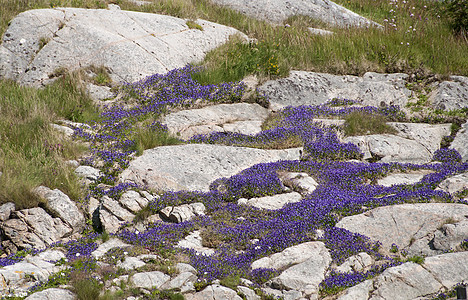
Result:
[278, 172, 319, 195]
[186, 284, 242, 300]
[377, 170, 433, 187]
[87, 83, 114, 101]
[31, 250, 66, 262]
[268, 243, 331, 293]
[336, 203, 468, 256]
[259, 71, 410, 111]
[388, 122, 451, 155]
[119, 144, 301, 192]
[24, 288, 76, 300]
[130, 271, 170, 289]
[337, 279, 373, 300]
[176, 263, 198, 275]
[119, 190, 149, 213]
[2, 207, 72, 250]
[74, 166, 103, 181]
[0, 202, 15, 221]
[50, 123, 74, 137]
[335, 252, 373, 273]
[432, 220, 468, 252]
[176, 230, 215, 255]
[261, 287, 284, 299]
[237, 286, 260, 300]
[343, 134, 432, 163]
[33, 186, 85, 233]
[160, 271, 197, 291]
[438, 172, 468, 195]
[238, 192, 302, 210]
[282, 290, 303, 300]
[87, 197, 100, 218]
[117, 257, 146, 270]
[209, 0, 380, 28]
[429, 76, 468, 111]
[1, 8, 245, 86]
[160, 203, 206, 223]
[452, 121, 468, 162]
[308, 28, 334, 35]
[100, 196, 135, 231]
[92, 238, 131, 259]
[163, 103, 269, 139]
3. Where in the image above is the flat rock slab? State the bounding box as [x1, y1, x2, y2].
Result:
[0, 8, 244, 86]
[24, 288, 76, 300]
[209, 0, 380, 28]
[452, 120, 468, 162]
[130, 271, 170, 289]
[176, 230, 215, 255]
[336, 203, 468, 256]
[119, 144, 301, 192]
[259, 71, 410, 110]
[186, 284, 242, 300]
[238, 192, 302, 210]
[163, 103, 269, 140]
[377, 170, 433, 187]
[429, 75, 468, 111]
[338, 252, 468, 300]
[344, 134, 432, 164]
[438, 172, 468, 195]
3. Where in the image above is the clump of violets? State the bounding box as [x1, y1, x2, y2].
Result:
[433, 148, 463, 164]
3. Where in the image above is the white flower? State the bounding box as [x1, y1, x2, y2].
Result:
[76, 253, 80, 257]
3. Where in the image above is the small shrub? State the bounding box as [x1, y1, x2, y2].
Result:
[72, 277, 102, 300]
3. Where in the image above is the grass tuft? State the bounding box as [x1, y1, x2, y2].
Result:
[343, 111, 398, 136]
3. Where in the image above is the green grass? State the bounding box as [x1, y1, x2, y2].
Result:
[343, 111, 398, 136]
[0, 74, 98, 209]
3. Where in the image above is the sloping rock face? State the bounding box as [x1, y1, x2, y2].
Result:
[259, 71, 411, 110]
[429, 76, 468, 111]
[209, 0, 381, 28]
[119, 144, 301, 192]
[0, 7, 244, 86]
[338, 252, 468, 300]
[452, 120, 468, 162]
[336, 203, 468, 256]
[163, 103, 269, 139]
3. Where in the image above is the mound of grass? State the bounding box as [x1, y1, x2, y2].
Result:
[343, 111, 398, 136]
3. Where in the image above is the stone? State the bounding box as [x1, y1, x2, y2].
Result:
[237, 286, 260, 300]
[337, 280, 373, 300]
[50, 123, 74, 137]
[176, 230, 215, 255]
[31, 250, 66, 263]
[92, 238, 131, 259]
[119, 144, 301, 192]
[0, 202, 15, 221]
[163, 103, 269, 140]
[344, 134, 432, 164]
[238, 192, 302, 210]
[160, 203, 206, 223]
[3, 208, 72, 249]
[209, 0, 381, 28]
[0, 8, 245, 86]
[176, 263, 198, 275]
[119, 190, 149, 213]
[24, 288, 76, 300]
[278, 172, 319, 195]
[259, 71, 410, 111]
[308, 28, 334, 35]
[130, 271, 170, 289]
[33, 186, 85, 233]
[160, 272, 197, 290]
[429, 76, 468, 111]
[377, 170, 433, 187]
[186, 284, 242, 300]
[87, 83, 114, 101]
[282, 290, 303, 300]
[101, 196, 135, 223]
[452, 120, 468, 162]
[336, 203, 468, 256]
[335, 252, 373, 273]
[438, 172, 468, 195]
[432, 220, 468, 252]
[117, 257, 146, 270]
[74, 166, 103, 181]
[423, 251, 468, 289]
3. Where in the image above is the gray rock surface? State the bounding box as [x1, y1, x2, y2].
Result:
[237, 286, 260, 300]
[238, 192, 302, 210]
[74, 166, 103, 181]
[117, 256, 146, 270]
[452, 120, 468, 162]
[429, 76, 468, 111]
[377, 170, 433, 187]
[344, 134, 432, 163]
[119, 144, 301, 192]
[389, 122, 451, 155]
[336, 203, 468, 256]
[0, 202, 15, 221]
[160, 272, 197, 292]
[186, 284, 242, 300]
[278, 172, 319, 195]
[91, 238, 131, 259]
[338, 252, 468, 300]
[33, 186, 85, 233]
[2, 207, 72, 250]
[308, 27, 334, 35]
[130, 271, 170, 289]
[160, 203, 206, 223]
[335, 252, 373, 273]
[438, 172, 468, 195]
[209, 0, 380, 28]
[0, 8, 244, 86]
[259, 71, 410, 111]
[24, 288, 76, 300]
[99, 195, 135, 233]
[163, 103, 269, 139]
[176, 230, 215, 255]
[119, 190, 149, 213]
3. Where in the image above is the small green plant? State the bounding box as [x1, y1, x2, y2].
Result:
[38, 36, 50, 50]
[407, 255, 425, 265]
[101, 231, 110, 242]
[444, 0, 468, 36]
[343, 111, 398, 136]
[72, 277, 102, 300]
[186, 20, 203, 31]
[130, 123, 183, 156]
[219, 275, 241, 290]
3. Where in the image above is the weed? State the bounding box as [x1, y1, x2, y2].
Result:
[343, 111, 398, 136]
[101, 231, 110, 243]
[72, 277, 102, 300]
[38, 36, 50, 50]
[219, 274, 241, 290]
[186, 19, 203, 31]
[407, 255, 425, 264]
